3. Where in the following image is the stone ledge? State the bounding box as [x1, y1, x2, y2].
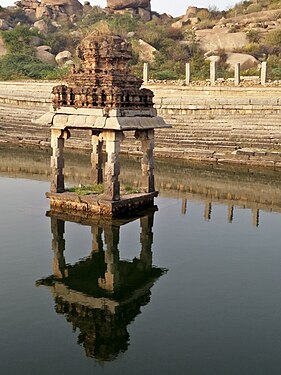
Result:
[46, 191, 158, 218]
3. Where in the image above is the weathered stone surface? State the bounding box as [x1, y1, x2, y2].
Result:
[55, 50, 72, 66]
[16, 0, 82, 20]
[107, 0, 150, 10]
[34, 19, 48, 34]
[196, 28, 248, 52]
[36, 45, 56, 64]
[186, 6, 208, 17]
[52, 32, 155, 111]
[137, 39, 158, 63]
[226, 53, 259, 71]
[0, 19, 9, 31]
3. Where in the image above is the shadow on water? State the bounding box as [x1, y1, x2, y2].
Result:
[36, 209, 166, 362]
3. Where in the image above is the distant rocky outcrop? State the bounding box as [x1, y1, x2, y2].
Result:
[15, 0, 83, 20]
[106, 0, 151, 21]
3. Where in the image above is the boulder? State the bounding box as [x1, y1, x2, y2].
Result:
[138, 7, 151, 21]
[186, 6, 209, 17]
[0, 19, 9, 31]
[196, 28, 248, 52]
[55, 50, 72, 66]
[0, 36, 7, 58]
[36, 45, 56, 64]
[226, 53, 259, 71]
[34, 19, 48, 34]
[107, 0, 150, 10]
[137, 39, 158, 63]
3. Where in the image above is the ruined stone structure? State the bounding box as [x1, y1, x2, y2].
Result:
[40, 32, 169, 217]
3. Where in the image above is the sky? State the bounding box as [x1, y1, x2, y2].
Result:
[0, 0, 239, 17]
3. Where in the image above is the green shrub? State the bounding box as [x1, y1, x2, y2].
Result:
[1, 25, 39, 54]
[0, 53, 59, 80]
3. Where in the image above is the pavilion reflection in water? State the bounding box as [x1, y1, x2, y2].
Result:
[37, 209, 165, 361]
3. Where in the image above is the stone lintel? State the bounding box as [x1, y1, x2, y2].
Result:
[49, 113, 170, 131]
[56, 107, 157, 118]
[46, 191, 158, 218]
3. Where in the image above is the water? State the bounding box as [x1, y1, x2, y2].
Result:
[1, 144, 281, 374]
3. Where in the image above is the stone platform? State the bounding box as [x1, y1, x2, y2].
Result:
[46, 191, 158, 218]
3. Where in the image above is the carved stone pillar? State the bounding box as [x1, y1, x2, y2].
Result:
[103, 130, 124, 201]
[50, 128, 70, 193]
[91, 130, 103, 184]
[51, 217, 68, 279]
[98, 225, 120, 292]
[135, 129, 155, 193]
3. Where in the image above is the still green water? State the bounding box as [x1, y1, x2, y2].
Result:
[1, 145, 281, 374]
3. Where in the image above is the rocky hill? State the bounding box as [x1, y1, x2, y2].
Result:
[1, 0, 281, 81]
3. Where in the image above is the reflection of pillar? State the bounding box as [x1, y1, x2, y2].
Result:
[51, 217, 67, 279]
[252, 208, 260, 227]
[103, 130, 124, 201]
[139, 212, 154, 270]
[204, 201, 212, 221]
[228, 205, 234, 223]
[99, 225, 120, 292]
[50, 129, 70, 193]
[91, 131, 103, 184]
[135, 129, 155, 193]
[181, 198, 187, 215]
[91, 226, 103, 254]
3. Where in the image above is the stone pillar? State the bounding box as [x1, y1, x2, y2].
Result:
[103, 130, 124, 201]
[234, 63, 240, 86]
[185, 62, 191, 85]
[210, 61, 217, 85]
[261, 61, 267, 85]
[91, 130, 103, 184]
[98, 225, 120, 292]
[51, 217, 68, 279]
[50, 128, 70, 193]
[143, 62, 149, 85]
[139, 212, 154, 271]
[135, 129, 155, 193]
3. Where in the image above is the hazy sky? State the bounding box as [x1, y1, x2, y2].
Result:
[0, 0, 239, 17]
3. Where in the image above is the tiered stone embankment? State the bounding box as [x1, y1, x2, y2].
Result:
[2, 81, 281, 167]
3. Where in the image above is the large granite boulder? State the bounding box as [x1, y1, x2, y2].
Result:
[55, 50, 72, 66]
[36, 45, 56, 64]
[34, 19, 48, 34]
[226, 53, 259, 71]
[41, 0, 83, 14]
[107, 0, 150, 10]
[137, 39, 158, 62]
[196, 28, 248, 52]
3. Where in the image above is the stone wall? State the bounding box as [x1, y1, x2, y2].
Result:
[2, 81, 281, 167]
